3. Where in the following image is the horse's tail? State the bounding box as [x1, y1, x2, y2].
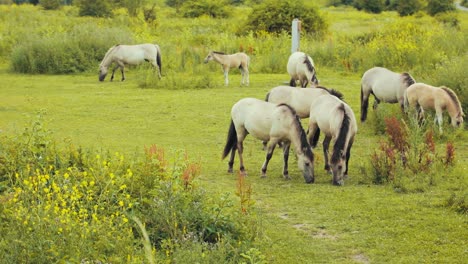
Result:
[155, 45, 162, 75]
[265, 92, 270, 102]
[222, 120, 237, 160]
[360, 84, 369, 122]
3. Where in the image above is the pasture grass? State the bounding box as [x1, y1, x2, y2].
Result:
[0, 65, 466, 263]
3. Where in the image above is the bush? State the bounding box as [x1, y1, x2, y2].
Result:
[39, 0, 61, 10]
[353, 0, 385, 13]
[426, 0, 455, 16]
[180, 0, 230, 18]
[10, 24, 134, 74]
[0, 115, 259, 262]
[395, 0, 425, 16]
[243, 0, 328, 37]
[77, 0, 113, 17]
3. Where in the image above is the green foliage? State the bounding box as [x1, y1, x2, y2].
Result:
[426, 0, 455, 16]
[395, 0, 425, 16]
[10, 23, 134, 74]
[462, 0, 468, 8]
[243, 0, 328, 36]
[0, 116, 258, 262]
[39, 0, 61, 10]
[77, 0, 113, 17]
[369, 116, 457, 193]
[180, 0, 230, 18]
[353, 0, 385, 13]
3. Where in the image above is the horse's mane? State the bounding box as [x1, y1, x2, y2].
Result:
[401, 72, 416, 87]
[212, 51, 225, 55]
[316, 86, 344, 100]
[441, 86, 464, 116]
[100, 44, 120, 67]
[331, 104, 350, 164]
[277, 104, 314, 160]
[303, 55, 315, 74]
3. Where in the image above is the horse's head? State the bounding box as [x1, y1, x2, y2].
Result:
[331, 151, 346, 186]
[99, 65, 108, 82]
[452, 112, 464, 127]
[311, 74, 319, 87]
[203, 52, 213, 64]
[297, 147, 315, 184]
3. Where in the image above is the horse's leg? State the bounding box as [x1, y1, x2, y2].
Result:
[372, 96, 380, 110]
[223, 66, 229, 86]
[322, 135, 332, 173]
[111, 64, 120, 81]
[228, 146, 236, 173]
[244, 66, 249, 86]
[281, 142, 291, 180]
[289, 78, 296, 87]
[344, 139, 354, 179]
[239, 67, 245, 86]
[150, 60, 162, 79]
[360, 86, 370, 122]
[261, 139, 278, 178]
[435, 106, 444, 134]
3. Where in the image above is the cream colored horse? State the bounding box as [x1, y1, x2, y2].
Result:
[99, 43, 162, 82]
[222, 98, 314, 183]
[404, 83, 464, 133]
[360, 67, 415, 122]
[265, 85, 343, 118]
[204, 51, 250, 86]
[307, 94, 357, 186]
[287, 51, 319, 88]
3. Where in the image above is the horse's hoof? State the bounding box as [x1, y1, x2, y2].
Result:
[283, 175, 291, 180]
[227, 168, 233, 174]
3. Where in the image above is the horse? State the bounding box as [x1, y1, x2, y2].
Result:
[287, 51, 319, 88]
[265, 85, 344, 118]
[360, 67, 415, 122]
[99, 43, 162, 82]
[203, 51, 250, 86]
[307, 94, 357, 186]
[222, 98, 314, 183]
[404, 83, 464, 133]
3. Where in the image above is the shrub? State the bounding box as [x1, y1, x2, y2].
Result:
[39, 0, 61, 10]
[180, 0, 230, 18]
[77, 0, 113, 17]
[0, 115, 259, 262]
[10, 24, 134, 74]
[243, 0, 328, 37]
[426, 0, 455, 16]
[353, 0, 385, 13]
[395, 0, 425, 16]
[369, 116, 457, 192]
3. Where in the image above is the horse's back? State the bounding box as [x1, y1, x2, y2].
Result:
[268, 86, 326, 118]
[406, 83, 439, 108]
[311, 94, 357, 135]
[361, 67, 405, 102]
[287, 52, 313, 75]
[231, 98, 275, 140]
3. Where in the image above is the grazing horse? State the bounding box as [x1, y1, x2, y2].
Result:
[404, 83, 464, 133]
[360, 67, 415, 122]
[99, 43, 162, 82]
[287, 51, 319, 88]
[203, 51, 250, 86]
[265, 85, 344, 118]
[307, 94, 357, 186]
[222, 98, 314, 183]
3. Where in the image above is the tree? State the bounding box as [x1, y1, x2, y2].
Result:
[39, 0, 61, 10]
[77, 0, 113, 17]
[180, 0, 229, 18]
[427, 0, 455, 16]
[354, 0, 385, 13]
[395, 0, 425, 16]
[244, 0, 328, 36]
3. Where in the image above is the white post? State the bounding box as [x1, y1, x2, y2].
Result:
[291, 19, 301, 53]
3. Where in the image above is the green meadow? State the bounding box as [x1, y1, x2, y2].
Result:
[0, 2, 467, 263]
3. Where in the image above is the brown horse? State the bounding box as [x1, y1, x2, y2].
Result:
[404, 83, 464, 133]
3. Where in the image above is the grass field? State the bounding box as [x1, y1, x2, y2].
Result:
[1, 62, 466, 262]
